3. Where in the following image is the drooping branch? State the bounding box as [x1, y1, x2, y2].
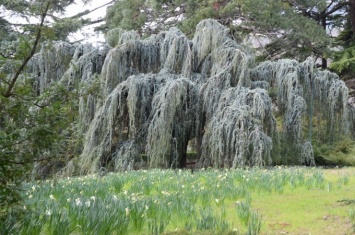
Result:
[199, 87, 275, 168]
[146, 78, 198, 168]
[21, 19, 351, 175]
[251, 57, 349, 163]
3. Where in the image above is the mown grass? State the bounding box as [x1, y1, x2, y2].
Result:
[1, 167, 354, 235]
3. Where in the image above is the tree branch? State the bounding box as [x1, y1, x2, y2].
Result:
[325, 1, 350, 17]
[326, 0, 336, 10]
[282, 0, 349, 21]
[2, 2, 51, 98]
[68, 0, 115, 20]
[47, 1, 114, 21]
[82, 18, 105, 26]
[0, 76, 10, 85]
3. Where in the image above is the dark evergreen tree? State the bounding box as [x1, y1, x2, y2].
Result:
[0, 0, 103, 218]
[102, 1, 353, 65]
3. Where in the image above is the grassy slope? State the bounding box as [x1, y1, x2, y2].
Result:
[244, 168, 355, 235]
[165, 168, 355, 235]
[9, 168, 355, 235]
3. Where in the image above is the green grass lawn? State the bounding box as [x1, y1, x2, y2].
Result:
[251, 168, 355, 234]
[2, 167, 354, 235]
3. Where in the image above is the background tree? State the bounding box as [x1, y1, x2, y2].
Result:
[0, 0, 99, 219]
[329, 0, 355, 79]
[103, 0, 354, 68]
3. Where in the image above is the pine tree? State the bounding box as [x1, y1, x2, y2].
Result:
[102, 0, 352, 65]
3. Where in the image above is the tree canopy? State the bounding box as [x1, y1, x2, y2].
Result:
[103, 0, 355, 68]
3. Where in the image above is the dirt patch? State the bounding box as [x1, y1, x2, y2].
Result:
[321, 215, 354, 235]
[268, 217, 354, 235]
[268, 222, 292, 230]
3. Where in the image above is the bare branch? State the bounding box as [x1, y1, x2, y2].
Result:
[68, 0, 115, 20]
[325, 1, 350, 16]
[326, 0, 336, 10]
[82, 18, 105, 26]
